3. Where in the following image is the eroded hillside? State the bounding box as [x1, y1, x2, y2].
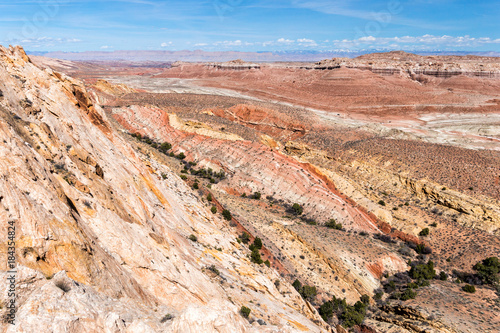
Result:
[0, 46, 334, 332]
[19, 51, 500, 332]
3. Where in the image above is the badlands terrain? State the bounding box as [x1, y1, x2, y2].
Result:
[0, 46, 499, 332]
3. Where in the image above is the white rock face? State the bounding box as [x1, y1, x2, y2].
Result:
[0, 46, 328, 332]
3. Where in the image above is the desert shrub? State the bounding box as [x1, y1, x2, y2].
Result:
[325, 219, 342, 230]
[419, 228, 430, 236]
[374, 233, 395, 243]
[241, 193, 247, 198]
[210, 206, 217, 214]
[177, 152, 186, 160]
[160, 314, 173, 323]
[240, 306, 251, 318]
[159, 142, 171, 152]
[208, 264, 220, 276]
[192, 183, 199, 189]
[188, 234, 197, 242]
[250, 248, 263, 264]
[409, 260, 436, 280]
[462, 284, 476, 293]
[180, 175, 187, 180]
[207, 193, 212, 201]
[373, 290, 384, 300]
[439, 271, 448, 281]
[318, 300, 335, 321]
[413, 243, 432, 254]
[222, 209, 232, 221]
[399, 288, 417, 300]
[292, 279, 317, 301]
[292, 279, 302, 291]
[340, 301, 366, 328]
[239, 232, 250, 244]
[473, 257, 499, 285]
[264, 260, 270, 267]
[300, 285, 317, 300]
[251, 237, 262, 250]
[292, 203, 303, 215]
[378, 200, 386, 206]
[252, 192, 261, 200]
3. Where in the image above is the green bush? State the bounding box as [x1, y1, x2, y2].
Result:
[373, 291, 383, 300]
[419, 228, 430, 236]
[222, 209, 232, 221]
[192, 183, 199, 189]
[208, 264, 220, 276]
[409, 260, 436, 280]
[400, 288, 417, 300]
[439, 271, 448, 281]
[252, 192, 261, 200]
[240, 306, 251, 318]
[292, 203, 303, 215]
[250, 248, 263, 264]
[188, 234, 197, 242]
[300, 285, 317, 300]
[207, 193, 212, 201]
[292, 279, 302, 291]
[473, 257, 499, 285]
[211, 206, 217, 214]
[239, 232, 250, 244]
[264, 260, 270, 267]
[252, 237, 262, 250]
[177, 152, 186, 160]
[180, 175, 187, 180]
[462, 284, 476, 293]
[325, 219, 342, 230]
[340, 302, 366, 328]
[159, 142, 171, 152]
[378, 200, 386, 206]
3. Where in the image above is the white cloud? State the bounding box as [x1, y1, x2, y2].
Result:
[100, 45, 112, 49]
[297, 38, 317, 46]
[213, 40, 243, 46]
[277, 38, 295, 44]
[160, 42, 173, 47]
[331, 35, 500, 49]
[194, 43, 208, 46]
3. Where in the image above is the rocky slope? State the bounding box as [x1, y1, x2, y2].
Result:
[0, 45, 330, 332]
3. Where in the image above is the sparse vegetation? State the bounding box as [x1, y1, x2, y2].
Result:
[207, 264, 220, 276]
[211, 206, 217, 214]
[188, 234, 198, 242]
[238, 232, 250, 244]
[222, 209, 232, 221]
[292, 203, 303, 215]
[240, 306, 251, 318]
[473, 257, 499, 285]
[252, 192, 261, 200]
[419, 228, 430, 236]
[462, 284, 476, 293]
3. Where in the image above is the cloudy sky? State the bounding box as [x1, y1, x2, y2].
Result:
[0, 0, 499, 52]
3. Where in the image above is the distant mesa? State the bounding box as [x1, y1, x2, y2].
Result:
[207, 59, 261, 70]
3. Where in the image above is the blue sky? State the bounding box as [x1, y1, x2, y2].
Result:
[0, 0, 499, 52]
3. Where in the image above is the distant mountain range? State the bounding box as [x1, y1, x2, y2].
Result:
[26, 49, 500, 62]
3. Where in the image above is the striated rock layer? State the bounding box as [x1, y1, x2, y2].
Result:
[0, 45, 329, 332]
